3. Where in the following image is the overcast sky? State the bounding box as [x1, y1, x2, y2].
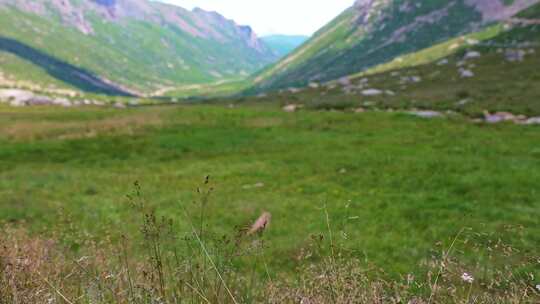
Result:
[158, 0, 354, 36]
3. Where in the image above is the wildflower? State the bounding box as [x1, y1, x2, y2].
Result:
[536, 284, 540, 292]
[461, 272, 474, 284]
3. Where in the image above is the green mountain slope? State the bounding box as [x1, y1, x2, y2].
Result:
[251, 0, 540, 93]
[0, 0, 277, 96]
[261, 35, 309, 58]
[251, 5, 540, 116]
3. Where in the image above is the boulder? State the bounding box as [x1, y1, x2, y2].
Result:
[526, 117, 540, 125]
[354, 107, 366, 113]
[283, 104, 299, 113]
[505, 49, 526, 62]
[27, 96, 54, 106]
[361, 89, 383, 96]
[437, 59, 449, 66]
[114, 102, 126, 109]
[408, 110, 443, 118]
[464, 51, 481, 60]
[0, 89, 34, 103]
[459, 69, 474, 78]
[52, 98, 72, 107]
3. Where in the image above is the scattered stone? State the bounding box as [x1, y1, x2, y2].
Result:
[466, 39, 479, 46]
[361, 89, 383, 96]
[338, 77, 351, 86]
[410, 76, 422, 83]
[0, 89, 34, 103]
[308, 82, 320, 89]
[464, 51, 481, 60]
[457, 99, 470, 106]
[27, 96, 53, 106]
[385, 90, 396, 96]
[437, 59, 449, 66]
[505, 49, 526, 62]
[459, 68, 474, 78]
[525, 117, 540, 125]
[113, 102, 126, 109]
[52, 98, 72, 107]
[484, 111, 517, 123]
[283, 104, 299, 113]
[408, 110, 443, 118]
[354, 107, 366, 113]
[242, 182, 265, 190]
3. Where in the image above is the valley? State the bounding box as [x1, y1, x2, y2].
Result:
[1, 0, 540, 303]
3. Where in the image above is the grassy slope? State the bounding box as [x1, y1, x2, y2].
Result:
[251, 0, 488, 92]
[255, 13, 540, 117]
[0, 6, 275, 95]
[0, 104, 538, 274]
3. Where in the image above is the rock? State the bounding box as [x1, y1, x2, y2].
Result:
[308, 82, 320, 89]
[525, 117, 540, 125]
[52, 98, 72, 107]
[466, 39, 479, 46]
[464, 51, 481, 60]
[459, 68, 474, 78]
[354, 107, 366, 113]
[24, 96, 50, 105]
[483, 111, 517, 123]
[338, 77, 351, 86]
[9, 100, 26, 107]
[385, 90, 396, 96]
[114, 102, 126, 109]
[361, 89, 383, 96]
[242, 182, 265, 190]
[437, 59, 449, 66]
[283, 104, 299, 113]
[410, 76, 422, 83]
[457, 99, 470, 106]
[0, 89, 34, 103]
[505, 49, 526, 62]
[408, 110, 443, 118]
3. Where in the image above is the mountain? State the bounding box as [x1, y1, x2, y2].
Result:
[252, 3, 540, 117]
[251, 0, 540, 93]
[261, 35, 309, 58]
[0, 0, 277, 96]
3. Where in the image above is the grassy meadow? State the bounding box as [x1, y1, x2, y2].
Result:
[1, 103, 539, 273]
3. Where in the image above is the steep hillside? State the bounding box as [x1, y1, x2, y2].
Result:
[251, 5, 540, 117]
[261, 35, 309, 58]
[0, 0, 277, 96]
[251, 0, 539, 93]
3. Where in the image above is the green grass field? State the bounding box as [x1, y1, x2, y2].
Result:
[1, 103, 539, 276]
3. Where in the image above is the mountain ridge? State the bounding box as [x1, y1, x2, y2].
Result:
[251, 0, 540, 93]
[0, 0, 277, 96]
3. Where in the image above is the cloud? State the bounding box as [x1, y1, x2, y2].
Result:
[157, 0, 353, 36]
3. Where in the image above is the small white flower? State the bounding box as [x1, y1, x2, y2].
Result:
[461, 272, 474, 284]
[535, 284, 540, 292]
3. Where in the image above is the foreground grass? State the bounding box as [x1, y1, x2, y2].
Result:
[0, 104, 539, 277]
